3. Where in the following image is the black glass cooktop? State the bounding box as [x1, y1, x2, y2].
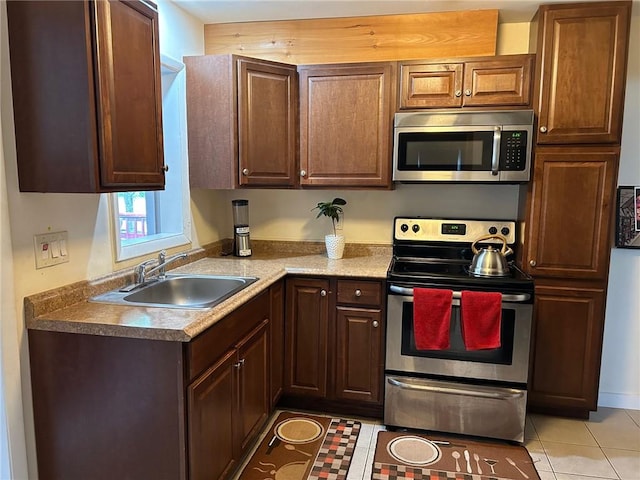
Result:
[387, 256, 534, 294]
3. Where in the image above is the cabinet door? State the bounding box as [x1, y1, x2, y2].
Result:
[94, 0, 166, 188]
[188, 350, 238, 480]
[270, 280, 285, 407]
[236, 319, 270, 452]
[529, 283, 606, 413]
[285, 278, 330, 397]
[399, 63, 463, 108]
[334, 307, 383, 404]
[299, 63, 395, 187]
[535, 3, 630, 144]
[7, 0, 164, 192]
[463, 55, 533, 107]
[238, 59, 298, 187]
[524, 147, 618, 279]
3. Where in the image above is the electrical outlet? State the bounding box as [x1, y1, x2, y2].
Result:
[34, 231, 69, 269]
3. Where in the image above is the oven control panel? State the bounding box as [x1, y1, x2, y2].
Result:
[394, 218, 516, 244]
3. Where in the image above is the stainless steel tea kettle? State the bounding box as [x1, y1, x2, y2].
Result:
[469, 234, 513, 277]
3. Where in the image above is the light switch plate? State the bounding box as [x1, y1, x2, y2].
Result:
[34, 231, 69, 269]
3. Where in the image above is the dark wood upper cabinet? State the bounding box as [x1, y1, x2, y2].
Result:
[533, 2, 631, 145]
[185, 55, 298, 189]
[524, 147, 619, 280]
[7, 0, 165, 193]
[399, 55, 534, 109]
[298, 62, 396, 188]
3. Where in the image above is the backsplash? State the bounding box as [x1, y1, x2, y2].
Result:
[219, 183, 524, 244]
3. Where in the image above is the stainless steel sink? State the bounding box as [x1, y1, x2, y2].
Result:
[90, 274, 258, 309]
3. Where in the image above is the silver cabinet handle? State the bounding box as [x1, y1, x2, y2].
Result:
[320, 289, 327, 297]
[454, 90, 462, 97]
[162, 165, 169, 172]
[300, 170, 307, 177]
[372, 320, 379, 328]
[465, 89, 472, 96]
[529, 260, 537, 267]
[234, 358, 245, 369]
[355, 289, 362, 297]
[540, 126, 547, 133]
[242, 168, 249, 176]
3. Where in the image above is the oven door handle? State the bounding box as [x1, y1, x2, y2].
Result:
[387, 377, 525, 400]
[389, 284, 530, 303]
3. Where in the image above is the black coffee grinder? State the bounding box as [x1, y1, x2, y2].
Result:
[232, 199, 252, 257]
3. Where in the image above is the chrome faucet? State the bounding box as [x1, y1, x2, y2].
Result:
[139, 250, 188, 282]
[121, 250, 188, 292]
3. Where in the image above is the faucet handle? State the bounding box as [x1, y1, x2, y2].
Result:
[158, 250, 167, 263]
[135, 259, 158, 283]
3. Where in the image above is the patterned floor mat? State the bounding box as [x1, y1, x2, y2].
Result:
[238, 411, 361, 480]
[372, 431, 540, 480]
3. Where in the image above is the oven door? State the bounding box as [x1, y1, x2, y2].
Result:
[386, 285, 533, 385]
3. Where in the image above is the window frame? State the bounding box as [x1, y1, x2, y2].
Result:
[110, 53, 191, 262]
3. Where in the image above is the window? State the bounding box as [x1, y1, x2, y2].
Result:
[111, 54, 191, 261]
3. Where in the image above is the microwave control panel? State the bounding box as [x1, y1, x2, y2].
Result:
[499, 131, 528, 171]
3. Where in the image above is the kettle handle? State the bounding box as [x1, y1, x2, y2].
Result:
[471, 234, 513, 256]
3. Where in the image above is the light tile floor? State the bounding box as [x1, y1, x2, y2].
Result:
[238, 407, 640, 480]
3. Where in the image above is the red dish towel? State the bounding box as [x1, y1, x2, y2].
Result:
[413, 288, 453, 350]
[461, 291, 502, 350]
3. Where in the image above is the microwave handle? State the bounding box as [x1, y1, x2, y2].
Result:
[491, 126, 501, 176]
[389, 284, 530, 303]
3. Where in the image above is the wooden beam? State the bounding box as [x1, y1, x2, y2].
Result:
[204, 10, 498, 64]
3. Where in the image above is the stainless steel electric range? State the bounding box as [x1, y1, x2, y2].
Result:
[384, 217, 534, 443]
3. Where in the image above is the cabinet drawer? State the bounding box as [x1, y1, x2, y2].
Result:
[187, 290, 269, 382]
[336, 280, 382, 306]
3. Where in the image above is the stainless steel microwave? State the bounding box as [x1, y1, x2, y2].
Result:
[392, 110, 534, 183]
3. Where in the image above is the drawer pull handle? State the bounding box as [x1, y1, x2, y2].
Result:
[355, 289, 362, 297]
[372, 321, 379, 328]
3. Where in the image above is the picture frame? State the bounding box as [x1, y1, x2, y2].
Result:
[615, 186, 640, 248]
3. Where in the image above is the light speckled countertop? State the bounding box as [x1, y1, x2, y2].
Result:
[25, 248, 391, 342]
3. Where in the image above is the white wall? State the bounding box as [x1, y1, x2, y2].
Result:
[598, 13, 640, 410]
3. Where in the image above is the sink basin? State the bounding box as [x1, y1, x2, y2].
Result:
[90, 274, 258, 309]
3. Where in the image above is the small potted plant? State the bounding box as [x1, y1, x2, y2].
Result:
[312, 197, 347, 259]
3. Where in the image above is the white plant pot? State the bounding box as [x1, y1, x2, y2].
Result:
[324, 234, 345, 259]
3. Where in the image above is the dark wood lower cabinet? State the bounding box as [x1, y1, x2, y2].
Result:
[270, 280, 285, 407]
[237, 320, 270, 452]
[283, 277, 385, 415]
[188, 350, 238, 480]
[528, 281, 607, 417]
[334, 306, 383, 403]
[284, 277, 330, 397]
[28, 289, 273, 480]
[28, 331, 186, 480]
